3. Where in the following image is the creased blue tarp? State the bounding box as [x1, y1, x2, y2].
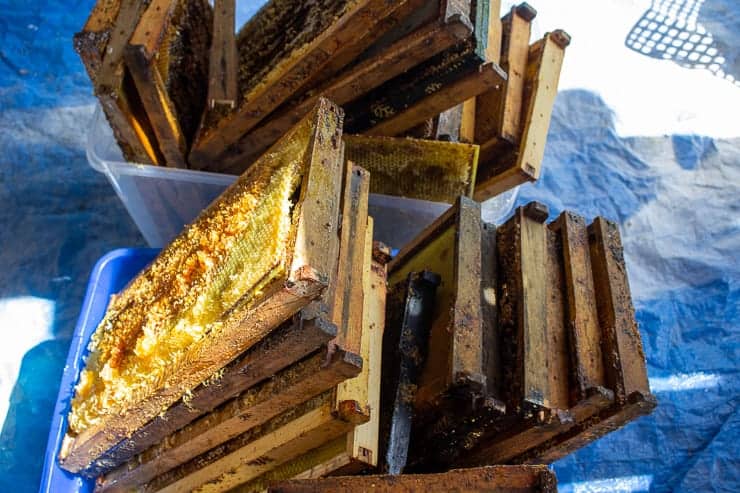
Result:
[0, 1, 738, 492]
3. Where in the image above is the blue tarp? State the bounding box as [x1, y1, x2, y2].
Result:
[0, 1, 738, 491]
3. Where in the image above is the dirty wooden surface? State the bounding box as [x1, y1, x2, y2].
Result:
[268, 465, 558, 492]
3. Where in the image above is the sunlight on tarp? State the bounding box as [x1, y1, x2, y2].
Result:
[649, 372, 722, 392]
[0, 296, 55, 428]
[560, 474, 653, 493]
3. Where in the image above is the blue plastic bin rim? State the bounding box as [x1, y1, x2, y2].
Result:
[39, 248, 159, 493]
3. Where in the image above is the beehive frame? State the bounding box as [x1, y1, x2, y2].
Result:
[210, 0, 475, 173]
[124, 0, 212, 168]
[58, 99, 346, 474]
[188, 0, 411, 168]
[474, 30, 571, 201]
[141, 219, 379, 493]
[73, 0, 160, 164]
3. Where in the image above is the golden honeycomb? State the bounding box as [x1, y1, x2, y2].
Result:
[66, 113, 316, 436]
[343, 135, 478, 203]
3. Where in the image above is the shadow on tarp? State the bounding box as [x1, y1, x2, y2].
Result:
[513, 90, 740, 492]
[0, 101, 144, 491]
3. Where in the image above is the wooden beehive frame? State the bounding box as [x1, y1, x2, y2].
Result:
[142, 219, 380, 493]
[387, 197, 502, 418]
[188, 0, 410, 167]
[517, 217, 657, 464]
[406, 218, 506, 469]
[475, 2, 537, 146]
[58, 99, 346, 474]
[124, 0, 212, 168]
[439, 0, 503, 144]
[83, 317, 337, 478]
[454, 204, 654, 467]
[95, 160, 371, 490]
[340, 0, 506, 138]
[474, 29, 571, 201]
[73, 0, 160, 164]
[230, 244, 390, 492]
[267, 465, 558, 493]
[341, 135, 479, 204]
[209, 1, 474, 173]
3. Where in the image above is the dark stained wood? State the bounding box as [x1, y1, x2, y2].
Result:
[379, 271, 440, 474]
[552, 212, 608, 404]
[189, 0, 405, 168]
[74, 0, 159, 164]
[73, 0, 123, 83]
[96, 349, 362, 491]
[453, 209, 651, 467]
[347, 59, 506, 137]
[389, 197, 487, 412]
[589, 217, 651, 402]
[268, 465, 558, 492]
[139, 392, 357, 493]
[124, 0, 212, 168]
[210, 7, 473, 173]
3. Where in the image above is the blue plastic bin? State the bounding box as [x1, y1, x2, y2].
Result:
[39, 248, 159, 493]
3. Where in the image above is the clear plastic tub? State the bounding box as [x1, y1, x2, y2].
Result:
[87, 106, 517, 249]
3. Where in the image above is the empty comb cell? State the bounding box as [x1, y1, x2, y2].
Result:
[343, 135, 479, 204]
[58, 99, 346, 474]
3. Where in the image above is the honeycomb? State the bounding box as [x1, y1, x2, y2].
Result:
[343, 135, 479, 203]
[66, 115, 315, 436]
[236, 0, 356, 99]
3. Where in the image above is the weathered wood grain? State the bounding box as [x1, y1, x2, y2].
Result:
[475, 2, 535, 146]
[207, 0, 238, 109]
[96, 349, 361, 491]
[353, 61, 507, 137]
[268, 465, 558, 492]
[140, 392, 355, 493]
[474, 29, 570, 201]
[380, 271, 440, 474]
[551, 212, 607, 404]
[83, 318, 336, 477]
[389, 197, 487, 412]
[589, 218, 651, 403]
[74, 0, 158, 164]
[124, 0, 212, 168]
